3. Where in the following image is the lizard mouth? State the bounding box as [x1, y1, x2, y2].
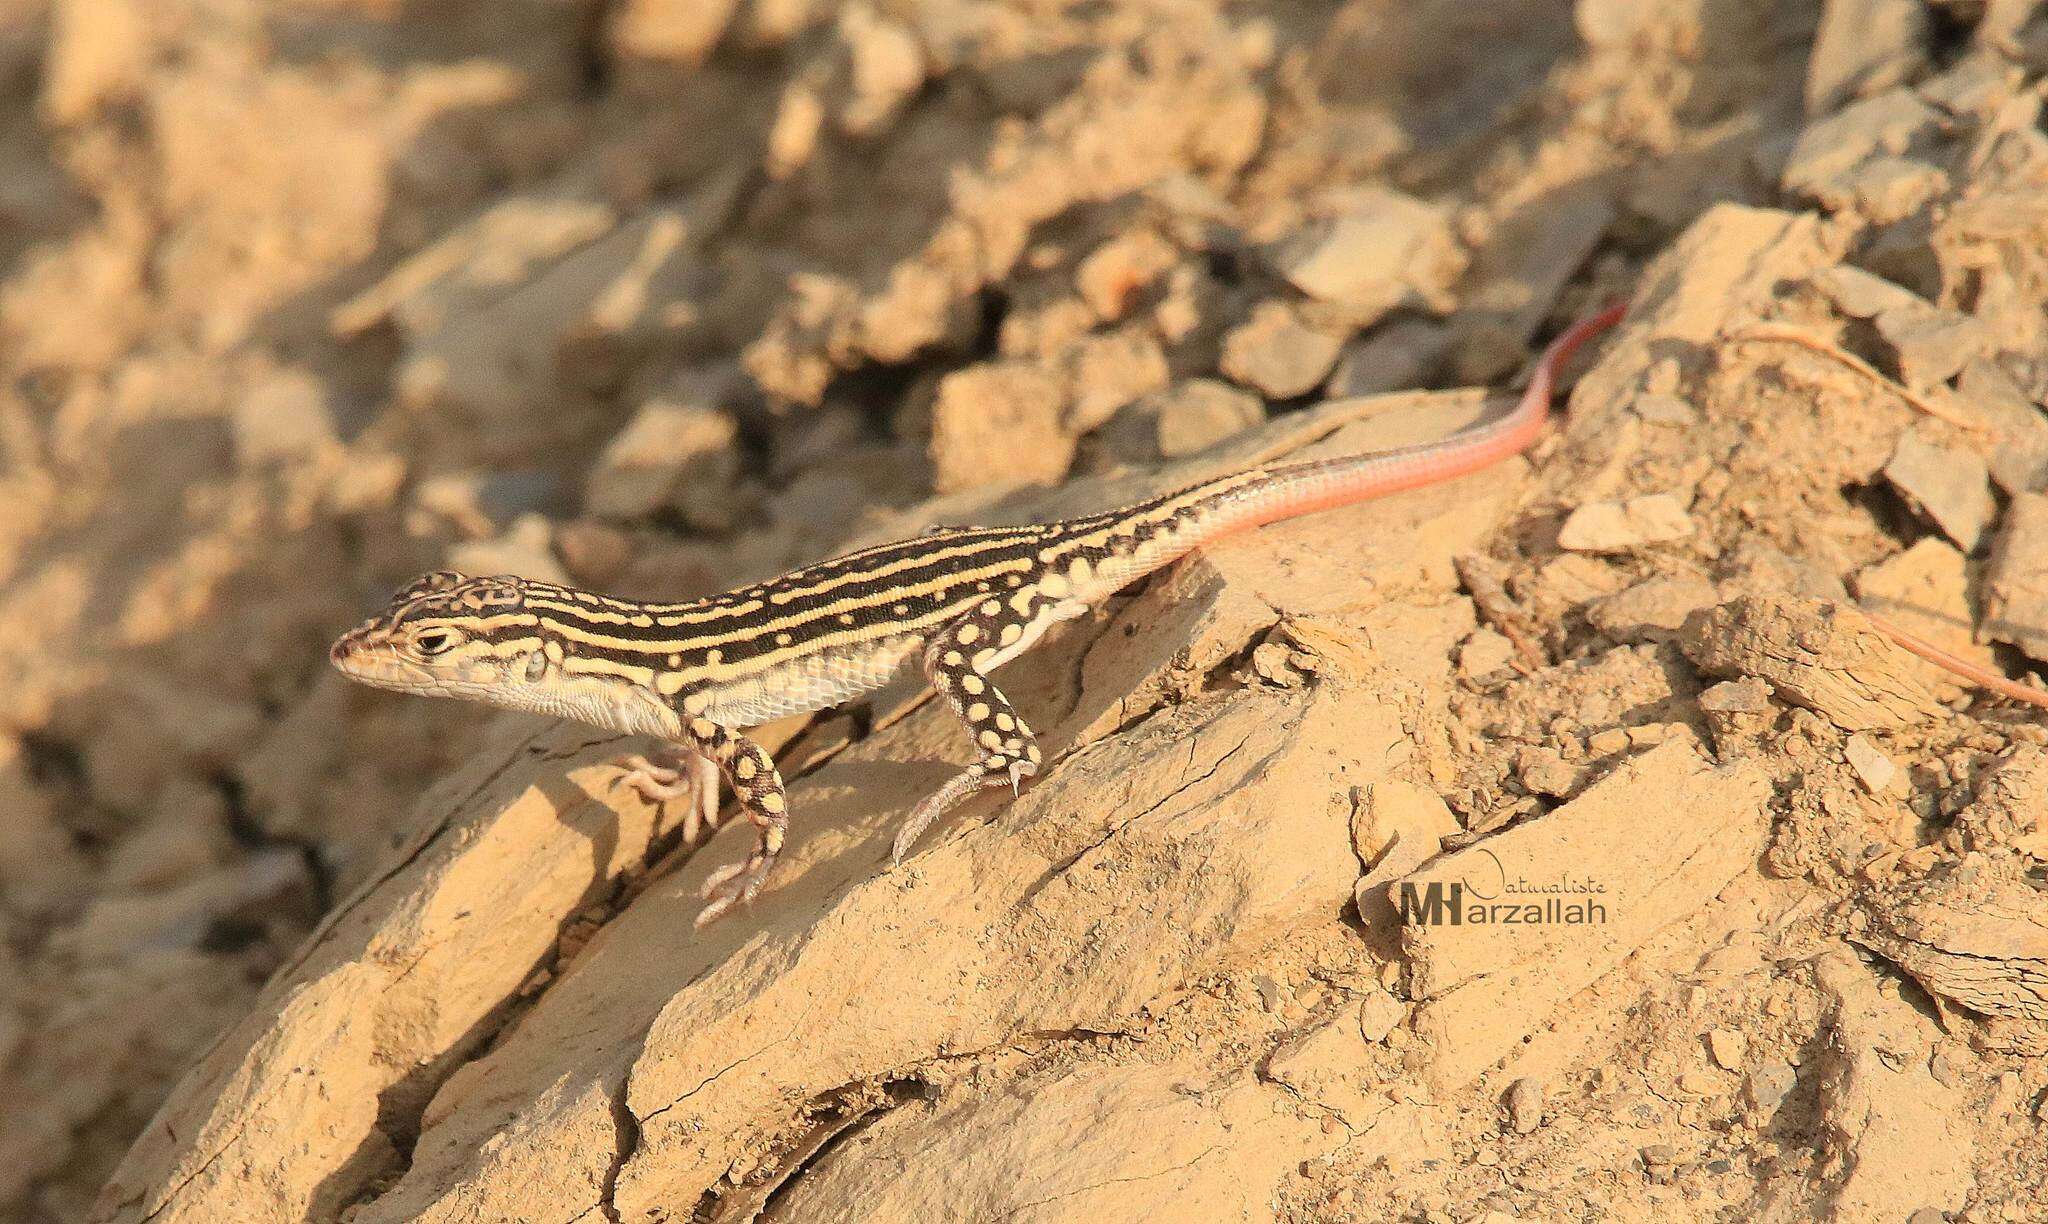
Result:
[329, 634, 434, 691]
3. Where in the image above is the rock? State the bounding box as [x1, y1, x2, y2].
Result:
[1065, 327, 1170, 433]
[1682, 596, 1944, 732]
[929, 361, 1073, 493]
[1075, 229, 1179, 322]
[1268, 189, 1463, 322]
[1707, 1028, 1747, 1070]
[1265, 1016, 1383, 1127]
[1851, 538, 1988, 664]
[413, 470, 564, 540]
[1948, 748, 2048, 856]
[1782, 90, 1943, 210]
[1844, 732, 1900, 795]
[1745, 1061, 1797, 1114]
[1357, 990, 1407, 1044]
[1883, 430, 1995, 551]
[1514, 746, 1583, 798]
[1505, 1077, 1544, 1134]
[1218, 301, 1345, 400]
[1809, 951, 1974, 1218]
[1986, 494, 2048, 662]
[1326, 318, 1452, 399]
[608, 0, 742, 66]
[1151, 379, 1265, 458]
[1856, 856, 2048, 1026]
[1350, 779, 1460, 925]
[1875, 306, 1992, 390]
[835, 2, 927, 136]
[232, 369, 337, 466]
[1456, 178, 1614, 355]
[1958, 358, 2048, 495]
[1805, 0, 1930, 117]
[1586, 574, 1719, 642]
[1396, 741, 1771, 1088]
[445, 512, 569, 584]
[1812, 263, 1926, 319]
[1456, 628, 1517, 679]
[584, 399, 742, 528]
[1556, 494, 1696, 552]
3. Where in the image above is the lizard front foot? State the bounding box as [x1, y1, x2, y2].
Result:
[611, 751, 722, 844]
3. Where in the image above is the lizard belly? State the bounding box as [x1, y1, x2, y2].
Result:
[698, 634, 923, 728]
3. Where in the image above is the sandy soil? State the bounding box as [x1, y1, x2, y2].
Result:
[1, 0, 2045, 1220]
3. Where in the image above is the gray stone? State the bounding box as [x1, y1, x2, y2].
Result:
[1152, 380, 1265, 458]
[1875, 305, 1991, 390]
[1268, 189, 1462, 321]
[1327, 318, 1451, 399]
[1745, 1060, 1797, 1113]
[1883, 430, 1995, 551]
[1806, 0, 1930, 117]
[233, 369, 337, 466]
[1218, 302, 1345, 400]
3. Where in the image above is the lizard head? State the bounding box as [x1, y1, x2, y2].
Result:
[330, 570, 537, 701]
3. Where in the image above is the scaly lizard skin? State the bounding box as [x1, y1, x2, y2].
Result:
[332, 305, 1624, 923]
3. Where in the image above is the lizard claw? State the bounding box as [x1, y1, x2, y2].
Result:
[695, 851, 774, 928]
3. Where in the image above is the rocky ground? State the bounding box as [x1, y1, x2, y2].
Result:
[2, 0, 2046, 1220]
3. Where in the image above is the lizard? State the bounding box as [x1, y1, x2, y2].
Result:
[330, 299, 2048, 926]
[329, 303, 1623, 924]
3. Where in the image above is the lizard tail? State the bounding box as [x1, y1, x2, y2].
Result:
[1080, 301, 1626, 595]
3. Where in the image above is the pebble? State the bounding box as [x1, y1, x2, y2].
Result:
[1269, 189, 1461, 319]
[1587, 728, 1632, 757]
[1557, 494, 1696, 552]
[1677, 1070, 1721, 1096]
[1707, 1028, 1747, 1070]
[1515, 747, 1583, 798]
[1883, 430, 1995, 552]
[1457, 628, 1517, 679]
[1844, 732, 1900, 795]
[1218, 301, 1345, 400]
[1326, 318, 1451, 398]
[1744, 1061, 1797, 1114]
[233, 369, 338, 466]
[1806, 0, 1929, 116]
[1506, 1077, 1544, 1134]
[585, 400, 741, 526]
[1357, 989, 1406, 1043]
[1875, 305, 1992, 390]
[1812, 263, 1925, 319]
[1152, 379, 1264, 458]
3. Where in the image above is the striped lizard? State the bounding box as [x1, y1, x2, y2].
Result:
[331, 301, 2045, 925]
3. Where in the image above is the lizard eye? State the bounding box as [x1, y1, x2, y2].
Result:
[413, 628, 462, 657]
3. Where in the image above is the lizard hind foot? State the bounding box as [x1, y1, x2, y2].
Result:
[694, 851, 776, 927]
[888, 755, 1034, 868]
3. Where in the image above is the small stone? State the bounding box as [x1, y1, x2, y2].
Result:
[1557, 494, 1696, 552]
[586, 400, 742, 527]
[1782, 90, 1942, 207]
[1219, 301, 1345, 400]
[1640, 1143, 1678, 1183]
[1986, 492, 2048, 664]
[1326, 318, 1451, 398]
[1075, 229, 1178, 321]
[1587, 728, 1631, 757]
[1065, 327, 1170, 433]
[1699, 678, 1773, 715]
[1269, 189, 1462, 319]
[609, 0, 740, 65]
[447, 512, 569, 584]
[836, 2, 927, 136]
[1357, 990, 1406, 1043]
[1744, 1061, 1797, 1114]
[1254, 974, 1285, 1012]
[1707, 1028, 1747, 1070]
[1884, 430, 1995, 552]
[1152, 379, 1264, 458]
[1587, 574, 1719, 641]
[1631, 393, 1696, 427]
[1812, 264, 1927, 319]
[1851, 538, 1984, 662]
[234, 369, 337, 466]
[415, 470, 563, 539]
[1514, 746, 1583, 798]
[1905, 1210, 1946, 1224]
[1875, 305, 1992, 390]
[1457, 628, 1516, 678]
[1505, 1077, 1544, 1134]
[1805, 0, 1930, 116]
[1844, 733, 1900, 795]
[929, 361, 1073, 493]
[1677, 1071, 1721, 1096]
